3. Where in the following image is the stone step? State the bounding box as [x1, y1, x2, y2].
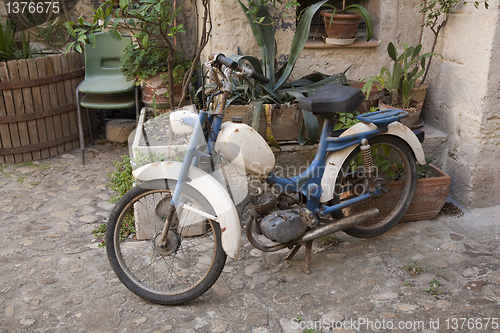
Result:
[420, 123, 448, 170]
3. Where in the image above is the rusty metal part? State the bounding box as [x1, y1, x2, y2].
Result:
[0, 68, 84, 90]
[360, 138, 376, 193]
[245, 215, 288, 253]
[251, 193, 276, 215]
[285, 244, 302, 261]
[157, 205, 177, 248]
[304, 241, 313, 275]
[296, 208, 380, 244]
[298, 207, 318, 228]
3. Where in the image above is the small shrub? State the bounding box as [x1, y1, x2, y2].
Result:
[107, 155, 135, 203]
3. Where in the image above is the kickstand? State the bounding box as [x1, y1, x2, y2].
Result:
[285, 244, 302, 261]
[304, 241, 312, 275]
[284, 242, 313, 275]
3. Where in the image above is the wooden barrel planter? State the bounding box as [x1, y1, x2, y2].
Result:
[0, 52, 97, 164]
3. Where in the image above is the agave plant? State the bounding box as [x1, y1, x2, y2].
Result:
[362, 42, 437, 109]
[0, 20, 36, 62]
[219, 0, 348, 146]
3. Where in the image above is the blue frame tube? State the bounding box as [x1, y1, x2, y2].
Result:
[170, 114, 205, 206]
[319, 188, 383, 216]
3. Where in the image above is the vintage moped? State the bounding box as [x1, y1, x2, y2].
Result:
[105, 54, 426, 304]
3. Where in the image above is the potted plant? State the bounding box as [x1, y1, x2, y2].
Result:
[213, 0, 349, 148]
[361, 42, 437, 127]
[66, 0, 207, 110]
[319, 0, 373, 45]
[121, 42, 191, 109]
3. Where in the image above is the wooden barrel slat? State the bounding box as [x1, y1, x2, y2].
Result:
[18, 59, 41, 161]
[0, 63, 11, 164]
[28, 58, 49, 159]
[45, 56, 65, 154]
[52, 55, 72, 153]
[1, 63, 23, 163]
[8, 60, 32, 162]
[61, 53, 79, 150]
[0, 52, 87, 164]
[35, 57, 58, 157]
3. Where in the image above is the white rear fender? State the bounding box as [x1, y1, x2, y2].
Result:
[319, 121, 425, 203]
[132, 161, 241, 259]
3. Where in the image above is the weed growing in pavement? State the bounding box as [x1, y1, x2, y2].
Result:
[107, 155, 135, 203]
[402, 263, 425, 277]
[425, 277, 443, 295]
[91, 215, 136, 248]
[318, 234, 339, 246]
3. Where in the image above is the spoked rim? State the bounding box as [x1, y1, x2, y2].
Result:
[112, 189, 219, 297]
[334, 136, 417, 233]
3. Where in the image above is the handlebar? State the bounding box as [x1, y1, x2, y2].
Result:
[214, 53, 270, 84]
[215, 54, 238, 70]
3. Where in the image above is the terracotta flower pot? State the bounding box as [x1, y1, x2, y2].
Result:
[341, 164, 450, 223]
[349, 80, 384, 113]
[320, 10, 361, 45]
[141, 72, 182, 109]
[378, 98, 423, 127]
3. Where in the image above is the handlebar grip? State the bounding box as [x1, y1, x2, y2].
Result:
[251, 71, 270, 84]
[215, 54, 238, 70]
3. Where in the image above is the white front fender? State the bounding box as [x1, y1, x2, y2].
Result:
[132, 161, 241, 259]
[319, 121, 426, 203]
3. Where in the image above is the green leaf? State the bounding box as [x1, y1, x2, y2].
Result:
[78, 17, 84, 26]
[237, 0, 276, 87]
[88, 32, 96, 47]
[298, 110, 319, 145]
[249, 101, 263, 130]
[65, 22, 76, 38]
[388, 42, 397, 61]
[273, 0, 328, 91]
[345, 4, 373, 41]
[103, 15, 111, 27]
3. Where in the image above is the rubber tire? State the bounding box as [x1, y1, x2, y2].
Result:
[333, 135, 417, 238]
[106, 180, 227, 305]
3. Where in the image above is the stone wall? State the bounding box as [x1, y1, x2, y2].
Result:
[203, 0, 425, 81]
[420, 2, 500, 208]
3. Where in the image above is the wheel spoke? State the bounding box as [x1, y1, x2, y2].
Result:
[106, 184, 226, 304]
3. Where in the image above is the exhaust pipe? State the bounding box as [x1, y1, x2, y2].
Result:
[297, 208, 379, 244]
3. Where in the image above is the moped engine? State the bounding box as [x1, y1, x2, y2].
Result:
[249, 190, 317, 244]
[259, 209, 308, 243]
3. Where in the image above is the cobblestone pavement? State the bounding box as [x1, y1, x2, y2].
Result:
[1, 142, 500, 333]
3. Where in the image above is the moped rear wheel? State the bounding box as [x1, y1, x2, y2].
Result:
[106, 181, 226, 305]
[331, 135, 417, 238]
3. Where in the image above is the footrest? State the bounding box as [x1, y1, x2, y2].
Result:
[357, 109, 408, 128]
[80, 92, 136, 109]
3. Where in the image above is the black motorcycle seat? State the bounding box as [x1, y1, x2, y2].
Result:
[298, 83, 365, 117]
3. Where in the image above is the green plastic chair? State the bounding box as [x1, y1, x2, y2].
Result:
[76, 31, 140, 164]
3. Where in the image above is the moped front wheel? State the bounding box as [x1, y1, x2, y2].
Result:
[331, 135, 417, 238]
[106, 181, 226, 305]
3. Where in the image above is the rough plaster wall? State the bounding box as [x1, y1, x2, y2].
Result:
[206, 0, 424, 83]
[292, 0, 424, 81]
[420, 2, 498, 208]
[203, 0, 295, 64]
